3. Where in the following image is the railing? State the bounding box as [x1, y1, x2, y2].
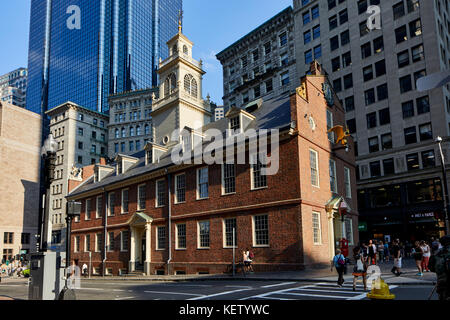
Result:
[159, 52, 202, 70]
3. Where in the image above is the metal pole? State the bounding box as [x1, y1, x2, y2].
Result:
[437, 138, 450, 235]
[89, 252, 92, 279]
[232, 227, 235, 276]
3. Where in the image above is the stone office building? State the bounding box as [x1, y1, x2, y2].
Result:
[293, 0, 450, 241]
[216, 6, 298, 112]
[66, 33, 358, 276]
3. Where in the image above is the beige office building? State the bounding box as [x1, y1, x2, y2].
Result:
[293, 0, 450, 239]
[0, 102, 41, 261]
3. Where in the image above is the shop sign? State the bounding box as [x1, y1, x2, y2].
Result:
[358, 222, 367, 232]
[410, 212, 434, 219]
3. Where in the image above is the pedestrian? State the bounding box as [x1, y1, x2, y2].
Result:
[361, 243, 368, 264]
[352, 247, 367, 291]
[420, 240, 431, 272]
[399, 242, 406, 259]
[391, 240, 402, 276]
[243, 248, 254, 273]
[431, 237, 442, 256]
[377, 241, 385, 263]
[332, 249, 346, 287]
[368, 240, 376, 265]
[413, 241, 424, 276]
[384, 242, 390, 262]
[429, 235, 450, 301]
[82, 263, 88, 278]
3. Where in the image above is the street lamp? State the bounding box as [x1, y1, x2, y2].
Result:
[38, 133, 58, 252]
[436, 136, 450, 235]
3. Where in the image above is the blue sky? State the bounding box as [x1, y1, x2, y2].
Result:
[0, 0, 292, 105]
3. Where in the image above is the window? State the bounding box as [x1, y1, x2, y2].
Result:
[379, 108, 390, 125]
[328, 0, 336, 10]
[347, 118, 356, 134]
[157, 226, 166, 250]
[419, 123, 433, 141]
[21, 233, 30, 245]
[333, 78, 342, 93]
[310, 149, 319, 187]
[330, 36, 339, 51]
[138, 184, 146, 210]
[265, 79, 273, 93]
[241, 56, 248, 69]
[279, 32, 287, 46]
[344, 218, 354, 245]
[78, 127, 84, 136]
[121, 231, 128, 252]
[253, 215, 269, 246]
[342, 52, 352, 67]
[393, 2, 405, 19]
[417, 96, 430, 114]
[406, 153, 420, 171]
[305, 50, 313, 64]
[412, 44, 425, 62]
[373, 36, 384, 53]
[339, 9, 348, 24]
[176, 224, 186, 249]
[314, 45, 322, 59]
[280, 71, 290, 87]
[381, 133, 393, 150]
[264, 42, 271, 55]
[358, 0, 368, 15]
[397, 50, 410, 68]
[252, 154, 268, 189]
[361, 42, 371, 59]
[85, 199, 91, 220]
[422, 150, 436, 168]
[222, 164, 236, 194]
[312, 212, 322, 245]
[224, 218, 237, 248]
[280, 53, 289, 67]
[344, 167, 351, 198]
[407, 0, 420, 12]
[370, 161, 381, 177]
[85, 235, 91, 252]
[399, 75, 412, 93]
[197, 168, 209, 199]
[368, 136, 379, 153]
[304, 31, 311, 44]
[107, 232, 114, 252]
[313, 25, 320, 39]
[327, 109, 334, 142]
[329, 15, 338, 30]
[74, 236, 80, 252]
[363, 65, 374, 82]
[395, 25, 408, 43]
[121, 189, 129, 213]
[402, 101, 415, 118]
[175, 174, 186, 203]
[252, 49, 259, 62]
[332, 57, 341, 72]
[409, 19, 422, 38]
[367, 112, 377, 129]
[156, 180, 166, 207]
[311, 5, 319, 20]
[414, 70, 427, 88]
[360, 21, 369, 37]
[375, 60, 386, 77]
[404, 126, 417, 144]
[345, 96, 355, 112]
[377, 84, 388, 101]
[329, 159, 337, 193]
[341, 30, 350, 46]
[108, 193, 115, 216]
[198, 221, 210, 248]
[96, 196, 102, 219]
[383, 158, 395, 175]
[343, 74, 353, 89]
[3, 232, 13, 244]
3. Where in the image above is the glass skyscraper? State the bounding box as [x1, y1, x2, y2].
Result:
[26, 0, 182, 115]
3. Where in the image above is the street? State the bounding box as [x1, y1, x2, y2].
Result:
[0, 279, 438, 301]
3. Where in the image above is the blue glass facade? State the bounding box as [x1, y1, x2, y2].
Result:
[26, 0, 182, 115]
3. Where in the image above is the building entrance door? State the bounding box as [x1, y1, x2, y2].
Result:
[141, 237, 146, 265]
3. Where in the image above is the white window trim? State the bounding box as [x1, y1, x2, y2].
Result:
[74, 236, 80, 253]
[108, 193, 115, 216]
[228, 114, 242, 135]
[196, 167, 209, 200]
[156, 226, 166, 251]
[197, 221, 210, 249]
[327, 109, 335, 142]
[344, 218, 354, 246]
[174, 173, 186, 204]
[329, 159, 337, 194]
[121, 189, 129, 214]
[175, 223, 186, 250]
[107, 232, 114, 252]
[84, 235, 91, 253]
[221, 163, 236, 195]
[222, 218, 237, 249]
[252, 214, 270, 248]
[344, 167, 352, 199]
[95, 233, 102, 252]
[250, 154, 268, 191]
[96, 196, 102, 219]
[120, 231, 128, 252]
[155, 179, 165, 208]
[138, 184, 146, 210]
[312, 211, 322, 245]
[310, 149, 320, 188]
[85, 199, 91, 221]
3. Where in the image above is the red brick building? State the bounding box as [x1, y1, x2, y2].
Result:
[67, 61, 358, 276]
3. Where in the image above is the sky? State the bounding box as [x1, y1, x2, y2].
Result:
[0, 0, 292, 105]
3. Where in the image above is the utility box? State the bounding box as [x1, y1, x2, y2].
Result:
[28, 251, 66, 300]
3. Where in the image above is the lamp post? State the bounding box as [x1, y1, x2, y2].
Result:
[38, 133, 58, 252]
[436, 136, 450, 235]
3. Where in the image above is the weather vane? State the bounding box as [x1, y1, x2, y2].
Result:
[178, 9, 184, 33]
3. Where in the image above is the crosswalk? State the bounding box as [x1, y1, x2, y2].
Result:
[241, 282, 398, 300]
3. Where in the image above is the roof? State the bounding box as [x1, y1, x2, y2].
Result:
[68, 94, 292, 199]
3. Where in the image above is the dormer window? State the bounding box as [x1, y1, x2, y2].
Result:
[230, 116, 241, 134]
[146, 148, 153, 165]
[117, 161, 123, 175]
[182, 134, 192, 152]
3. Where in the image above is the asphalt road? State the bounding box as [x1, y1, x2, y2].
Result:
[0, 279, 438, 301]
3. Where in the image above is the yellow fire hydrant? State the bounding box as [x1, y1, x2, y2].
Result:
[366, 278, 395, 300]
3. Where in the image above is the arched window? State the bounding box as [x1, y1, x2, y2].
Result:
[121, 127, 126, 138]
[183, 45, 188, 55]
[164, 73, 177, 97]
[172, 45, 177, 55]
[136, 126, 141, 136]
[115, 129, 119, 139]
[145, 124, 150, 135]
[130, 127, 135, 137]
[184, 74, 198, 98]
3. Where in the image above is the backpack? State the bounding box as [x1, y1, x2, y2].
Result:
[249, 251, 254, 259]
[337, 255, 345, 265]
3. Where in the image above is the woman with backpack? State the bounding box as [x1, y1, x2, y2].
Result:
[332, 249, 346, 287]
[352, 247, 368, 291]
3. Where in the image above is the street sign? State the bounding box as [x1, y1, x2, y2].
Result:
[358, 222, 368, 232]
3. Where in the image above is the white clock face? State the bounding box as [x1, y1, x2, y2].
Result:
[309, 116, 316, 131]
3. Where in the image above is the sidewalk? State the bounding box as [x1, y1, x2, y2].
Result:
[80, 258, 436, 286]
